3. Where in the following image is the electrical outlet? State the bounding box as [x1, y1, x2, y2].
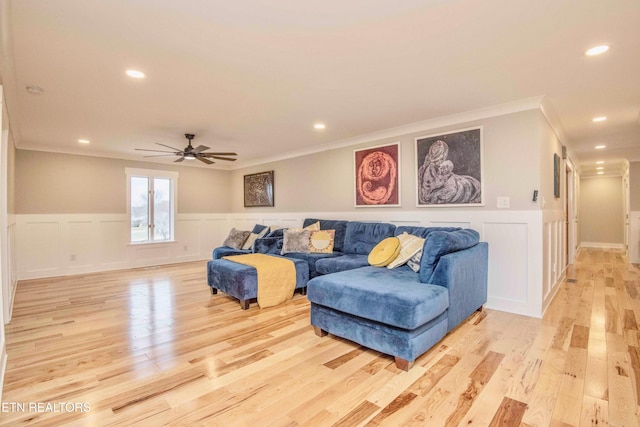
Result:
[70, 254, 76, 261]
[183, 245, 188, 251]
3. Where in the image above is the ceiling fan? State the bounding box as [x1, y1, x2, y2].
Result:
[135, 133, 238, 165]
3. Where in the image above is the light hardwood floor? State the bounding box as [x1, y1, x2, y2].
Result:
[1, 248, 639, 426]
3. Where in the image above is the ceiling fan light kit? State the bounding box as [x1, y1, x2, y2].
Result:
[135, 133, 238, 165]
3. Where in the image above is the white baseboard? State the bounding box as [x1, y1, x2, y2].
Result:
[580, 242, 625, 249]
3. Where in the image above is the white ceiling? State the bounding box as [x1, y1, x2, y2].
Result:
[1, 0, 639, 176]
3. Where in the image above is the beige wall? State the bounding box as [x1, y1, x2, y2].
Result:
[14, 108, 558, 216]
[580, 176, 624, 244]
[630, 162, 640, 211]
[230, 109, 543, 213]
[15, 150, 231, 214]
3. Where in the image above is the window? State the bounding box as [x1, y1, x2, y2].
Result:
[126, 168, 178, 243]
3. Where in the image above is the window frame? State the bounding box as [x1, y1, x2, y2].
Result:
[125, 168, 178, 244]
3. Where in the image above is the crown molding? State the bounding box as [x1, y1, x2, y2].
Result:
[231, 96, 545, 170]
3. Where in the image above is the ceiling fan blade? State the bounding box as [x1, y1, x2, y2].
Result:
[174, 157, 185, 163]
[135, 148, 177, 153]
[156, 143, 183, 151]
[197, 156, 214, 165]
[191, 145, 210, 154]
[143, 154, 179, 158]
[207, 156, 237, 161]
[200, 152, 238, 157]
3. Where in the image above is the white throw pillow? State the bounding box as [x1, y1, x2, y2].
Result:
[387, 232, 425, 269]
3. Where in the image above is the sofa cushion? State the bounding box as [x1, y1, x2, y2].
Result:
[303, 218, 348, 252]
[284, 252, 343, 278]
[419, 229, 480, 283]
[368, 237, 401, 267]
[394, 226, 461, 239]
[252, 224, 270, 234]
[242, 225, 270, 250]
[307, 266, 449, 330]
[315, 254, 370, 275]
[253, 237, 282, 254]
[343, 222, 396, 255]
[265, 227, 286, 239]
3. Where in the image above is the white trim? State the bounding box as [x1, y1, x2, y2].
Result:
[125, 168, 179, 243]
[580, 242, 625, 249]
[124, 167, 179, 180]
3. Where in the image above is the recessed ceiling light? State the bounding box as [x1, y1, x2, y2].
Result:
[592, 116, 607, 122]
[596, 161, 604, 164]
[26, 85, 45, 95]
[314, 123, 326, 130]
[78, 139, 90, 144]
[126, 69, 146, 79]
[597, 171, 604, 175]
[585, 45, 610, 56]
[595, 145, 606, 149]
[596, 167, 604, 170]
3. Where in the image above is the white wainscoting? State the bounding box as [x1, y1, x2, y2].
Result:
[542, 211, 566, 315]
[16, 209, 566, 318]
[3, 215, 17, 324]
[16, 214, 231, 280]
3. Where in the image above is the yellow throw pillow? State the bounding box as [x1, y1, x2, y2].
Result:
[387, 232, 425, 269]
[368, 237, 401, 267]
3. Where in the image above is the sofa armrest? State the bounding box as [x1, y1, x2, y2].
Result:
[428, 242, 488, 332]
[212, 246, 250, 259]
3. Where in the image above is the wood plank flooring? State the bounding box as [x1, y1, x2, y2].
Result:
[1, 248, 640, 426]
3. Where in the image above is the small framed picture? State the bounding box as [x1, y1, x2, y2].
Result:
[244, 171, 274, 207]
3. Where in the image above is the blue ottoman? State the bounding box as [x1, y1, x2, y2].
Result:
[207, 255, 309, 309]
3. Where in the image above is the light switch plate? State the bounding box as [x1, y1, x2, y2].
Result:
[497, 197, 510, 209]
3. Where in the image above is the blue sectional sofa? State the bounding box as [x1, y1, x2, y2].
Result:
[207, 219, 488, 370]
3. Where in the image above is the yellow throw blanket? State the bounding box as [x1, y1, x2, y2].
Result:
[223, 254, 296, 308]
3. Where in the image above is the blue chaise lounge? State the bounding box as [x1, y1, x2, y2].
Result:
[306, 227, 488, 371]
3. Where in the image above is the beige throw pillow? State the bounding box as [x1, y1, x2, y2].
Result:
[387, 232, 425, 269]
